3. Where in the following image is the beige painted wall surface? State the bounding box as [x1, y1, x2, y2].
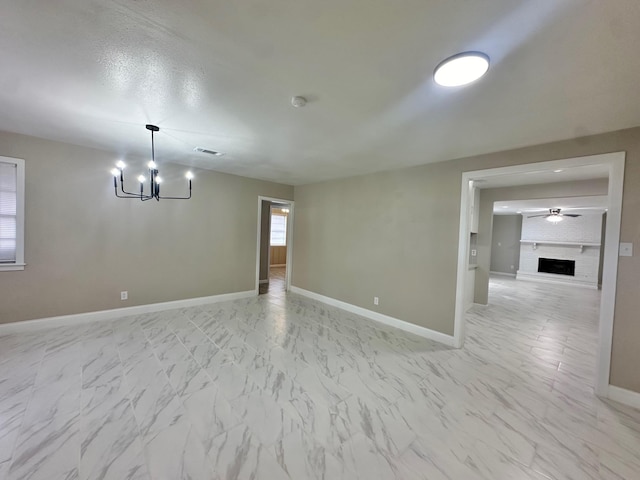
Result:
[292, 127, 640, 392]
[490, 215, 522, 275]
[259, 200, 272, 281]
[0, 131, 293, 323]
[474, 179, 609, 304]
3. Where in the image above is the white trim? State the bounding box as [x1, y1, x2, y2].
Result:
[454, 151, 625, 398]
[0, 290, 256, 334]
[515, 271, 598, 289]
[489, 271, 516, 277]
[607, 385, 640, 409]
[290, 286, 456, 347]
[0, 263, 27, 271]
[256, 196, 294, 293]
[596, 155, 625, 395]
[0, 156, 25, 271]
[453, 175, 472, 348]
[270, 264, 286, 267]
[520, 240, 601, 247]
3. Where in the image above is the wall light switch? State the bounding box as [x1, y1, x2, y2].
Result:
[619, 243, 633, 257]
[471, 249, 477, 256]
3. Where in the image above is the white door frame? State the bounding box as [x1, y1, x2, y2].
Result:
[453, 152, 625, 397]
[256, 196, 294, 293]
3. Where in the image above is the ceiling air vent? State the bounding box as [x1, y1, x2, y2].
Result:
[193, 147, 223, 156]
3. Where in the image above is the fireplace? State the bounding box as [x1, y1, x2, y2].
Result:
[538, 258, 575, 276]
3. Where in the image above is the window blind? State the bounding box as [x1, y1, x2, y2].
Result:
[0, 161, 17, 263]
[270, 214, 287, 246]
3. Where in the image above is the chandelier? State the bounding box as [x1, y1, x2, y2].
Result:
[111, 124, 193, 201]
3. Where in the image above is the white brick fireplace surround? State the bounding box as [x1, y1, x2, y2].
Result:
[517, 213, 603, 288]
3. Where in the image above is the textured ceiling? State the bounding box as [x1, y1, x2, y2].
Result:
[1, 0, 639, 185]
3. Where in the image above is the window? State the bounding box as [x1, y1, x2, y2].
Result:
[0, 156, 25, 271]
[270, 213, 287, 246]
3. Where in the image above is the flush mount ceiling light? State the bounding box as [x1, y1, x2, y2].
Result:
[434, 52, 490, 87]
[111, 125, 193, 201]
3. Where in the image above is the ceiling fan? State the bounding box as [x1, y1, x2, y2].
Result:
[528, 208, 581, 223]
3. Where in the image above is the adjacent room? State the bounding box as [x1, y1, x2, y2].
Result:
[1, 1, 640, 479]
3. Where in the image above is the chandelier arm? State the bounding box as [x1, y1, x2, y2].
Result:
[118, 172, 157, 200]
[156, 180, 192, 200]
[115, 177, 153, 200]
[117, 173, 147, 198]
[116, 191, 149, 198]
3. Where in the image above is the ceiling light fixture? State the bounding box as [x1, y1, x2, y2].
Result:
[553, 169, 563, 173]
[111, 125, 193, 201]
[434, 52, 490, 87]
[546, 215, 563, 223]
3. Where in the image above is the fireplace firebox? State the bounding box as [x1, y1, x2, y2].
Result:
[538, 258, 575, 276]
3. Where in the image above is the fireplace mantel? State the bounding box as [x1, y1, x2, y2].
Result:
[520, 239, 600, 253]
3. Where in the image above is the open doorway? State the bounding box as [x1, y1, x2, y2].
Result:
[454, 152, 625, 398]
[256, 196, 294, 297]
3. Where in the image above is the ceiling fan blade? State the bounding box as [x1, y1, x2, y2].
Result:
[527, 214, 549, 218]
[562, 214, 582, 217]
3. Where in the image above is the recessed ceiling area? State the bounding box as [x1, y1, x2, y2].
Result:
[493, 196, 608, 215]
[1, 1, 640, 184]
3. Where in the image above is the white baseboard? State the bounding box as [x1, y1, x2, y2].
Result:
[259, 279, 269, 284]
[270, 264, 286, 268]
[607, 385, 640, 409]
[516, 271, 598, 289]
[490, 271, 516, 277]
[290, 286, 455, 347]
[0, 290, 257, 334]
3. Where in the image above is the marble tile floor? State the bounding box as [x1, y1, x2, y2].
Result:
[1, 276, 639, 479]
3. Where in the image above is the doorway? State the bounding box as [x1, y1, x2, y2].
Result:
[255, 196, 294, 296]
[454, 152, 625, 397]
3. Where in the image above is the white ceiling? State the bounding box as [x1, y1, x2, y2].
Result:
[1, 1, 640, 185]
[493, 196, 608, 215]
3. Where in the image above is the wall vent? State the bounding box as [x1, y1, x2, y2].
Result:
[193, 147, 223, 156]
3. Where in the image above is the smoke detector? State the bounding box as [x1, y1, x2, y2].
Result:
[291, 96, 307, 108]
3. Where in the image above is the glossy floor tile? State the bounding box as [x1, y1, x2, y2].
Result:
[1, 276, 639, 479]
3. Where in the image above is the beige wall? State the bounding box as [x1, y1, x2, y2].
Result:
[0, 131, 293, 323]
[259, 200, 272, 281]
[292, 127, 640, 393]
[474, 179, 609, 304]
[490, 215, 522, 275]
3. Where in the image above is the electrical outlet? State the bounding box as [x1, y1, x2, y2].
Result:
[373, 297, 379, 306]
[121, 291, 128, 301]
